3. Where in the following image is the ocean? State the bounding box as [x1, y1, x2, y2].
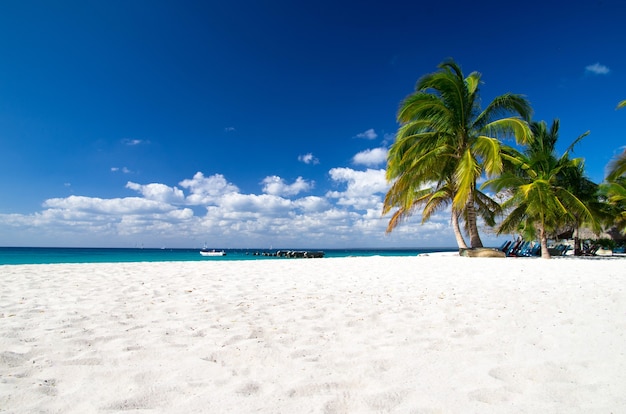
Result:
[0, 247, 457, 265]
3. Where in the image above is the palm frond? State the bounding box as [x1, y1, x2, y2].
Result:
[397, 93, 448, 124]
[606, 149, 626, 181]
[497, 204, 528, 235]
[474, 136, 503, 176]
[481, 118, 532, 145]
[474, 190, 500, 226]
[453, 149, 480, 209]
[422, 188, 452, 221]
[563, 130, 590, 155]
[476, 93, 533, 127]
[482, 172, 524, 194]
[465, 72, 481, 95]
[556, 187, 602, 233]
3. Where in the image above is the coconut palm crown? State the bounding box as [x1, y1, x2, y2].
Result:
[383, 59, 532, 248]
[483, 120, 599, 258]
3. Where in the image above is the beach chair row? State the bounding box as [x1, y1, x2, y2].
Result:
[498, 240, 571, 257]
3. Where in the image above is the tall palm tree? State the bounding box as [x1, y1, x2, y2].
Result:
[601, 101, 626, 233]
[483, 120, 599, 258]
[602, 177, 626, 234]
[600, 176, 626, 235]
[606, 100, 626, 181]
[383, 59, 532, 248]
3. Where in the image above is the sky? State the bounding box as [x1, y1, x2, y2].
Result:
[1, 0, 625, 249]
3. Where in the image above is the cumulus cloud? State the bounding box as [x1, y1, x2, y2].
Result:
[111, 167, 132, 173]
[126, 182, 185, 203]
[179, 172, 239, 205]
[298, 153, 319, 164]
[262, 176, 313, 196]
[327, 168, 388, 196]
[293, 196, 330, 212]
[220, 192, 293, 215]
[585, 62, 610, 75]
[43, 195, 175, 215]
[0, 157, 484, 247]
[355, 128, 378, 140]
[326, 168, 388, 211]
[353, 147, 388, 167]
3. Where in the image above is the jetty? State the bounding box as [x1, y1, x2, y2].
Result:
[253, 250, 325, 258]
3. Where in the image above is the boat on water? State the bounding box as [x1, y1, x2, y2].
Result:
[199, 248, 226, 257]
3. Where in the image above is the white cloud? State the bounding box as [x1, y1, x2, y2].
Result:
[126, 182, 185, 203]
[327, 168, 388, 197]
[112, 167, 132, 173]
[168, 208, 194, 220]
[122, 138, 145, 146]
[293, 196, 330, 212]
[262, 176, 313, 196]
[220, 193, 293, 215]
[355, 128, 378, 140]
[585, 62, 610, 75]
[179, 172, 239, 205]
[326, 168, 389, 211]
[43, 195, 176, 215]
[298, 153, 319, 164]
[353, 147, 388, 167]
[0, 155, 499, 248]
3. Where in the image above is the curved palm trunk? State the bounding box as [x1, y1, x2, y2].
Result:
[539, 226, 551, 259]
[465, 200, 484, 248]
[451, 208, 468, 249]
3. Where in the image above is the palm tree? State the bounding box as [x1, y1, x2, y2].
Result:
[606, 100, 626, 181]
[601, 101, 626, 233]
[602, 177, 626, 234]
[383, 59, 532, 248]
[483, 120, 599, 258]
[558, 161, 606, 254]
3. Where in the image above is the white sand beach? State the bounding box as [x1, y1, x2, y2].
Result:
[1, 256, 625, 413]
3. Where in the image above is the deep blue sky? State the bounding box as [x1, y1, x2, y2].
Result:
[1, 0, 625, 248]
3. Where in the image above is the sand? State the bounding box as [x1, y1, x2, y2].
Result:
[1, 255, 625, 413]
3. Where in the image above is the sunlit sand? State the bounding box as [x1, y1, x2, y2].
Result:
[1, 256, 625, 412]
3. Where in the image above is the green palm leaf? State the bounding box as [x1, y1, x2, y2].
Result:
[606, 150, 626, 182]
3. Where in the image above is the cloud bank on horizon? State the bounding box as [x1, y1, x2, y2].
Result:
[0, 129, 495, 249]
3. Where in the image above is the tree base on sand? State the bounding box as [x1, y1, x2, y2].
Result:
[459, 248, 506, 258]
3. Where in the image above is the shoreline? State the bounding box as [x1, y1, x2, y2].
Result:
[0, 246, 459, 266]
[2, 256, 625, 412]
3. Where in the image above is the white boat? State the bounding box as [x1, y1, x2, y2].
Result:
[200, 248, 226, 257]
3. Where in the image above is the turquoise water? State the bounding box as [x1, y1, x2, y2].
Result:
[0, 247, 456, 265]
